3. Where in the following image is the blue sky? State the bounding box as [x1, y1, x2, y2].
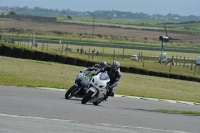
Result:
[1, 0, 200, 16]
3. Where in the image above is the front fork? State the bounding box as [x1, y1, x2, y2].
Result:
[73, 83, 82, 95]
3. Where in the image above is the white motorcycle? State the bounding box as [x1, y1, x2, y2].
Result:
[81, 72, 110, 105]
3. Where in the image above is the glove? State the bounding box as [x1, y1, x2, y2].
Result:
[92, 69, 100, 76]
[108, 85, 114, 90]
[92, 72, 97, 76]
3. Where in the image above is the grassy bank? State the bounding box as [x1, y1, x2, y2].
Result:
[0, 56, 200, 103]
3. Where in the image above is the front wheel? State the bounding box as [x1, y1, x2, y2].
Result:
[82, 90, 93, 104]
[65, 86, 77, 99]
[93, 101, 100, 106]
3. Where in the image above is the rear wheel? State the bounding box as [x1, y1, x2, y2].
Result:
[82, 90, 93, 104]
[65, 86, 77, 99]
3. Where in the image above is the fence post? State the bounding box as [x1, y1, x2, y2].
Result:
[176, 55, 178, 66]
[187, 57, 189, 69]
[47, 43, 49, 51]
[102, 47, 104, 58]
[169, 62, 172, 72]
[183, 57, 185, 67]
[194, 65, 197, 76]
[138, 52, 140, 62]
[61, 45, 63, 54]
[143, 59, 145, 68]
[88, 48, 90, 59]
[198, 66, 200, 75]
[122, 48, 124, 60]
[42, 43, 44, 51]
[117, 53, 119, 61]
[66, 43, 68, 55]
[113, 50, 115, 60]
[92, 50, 94, 59]
[179, 56, 181, 66]
[141, 51, 143, 62]
[81, 43, 83, 56]
[190, 60, 193, 70]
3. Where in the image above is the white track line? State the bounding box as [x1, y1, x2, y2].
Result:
[0, 113, 189, 133]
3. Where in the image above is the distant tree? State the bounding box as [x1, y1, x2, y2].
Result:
[9, 11, 17, 15]
[67, 16, 72, 20]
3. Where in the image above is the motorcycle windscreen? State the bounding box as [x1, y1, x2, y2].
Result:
[100, 73, 109, 80]
[83, 70, 93, 77]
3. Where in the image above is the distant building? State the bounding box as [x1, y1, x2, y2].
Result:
[174, 17, 180, 20]
[0, 10, 7, 15]
[78, 12, 89, 16]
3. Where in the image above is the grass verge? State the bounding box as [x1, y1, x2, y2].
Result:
[0, 56, 200, 103]
[155, 109, 200, 116]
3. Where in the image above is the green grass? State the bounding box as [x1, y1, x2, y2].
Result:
[19, 42, 200, 78]
[0, 56, 200, 103]
[155, 109, 200, 115]
[2, 41, 200, 78]
[57, 16, 200, 34]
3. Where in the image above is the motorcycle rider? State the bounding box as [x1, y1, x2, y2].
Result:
[92, 60, 121, 97]
[86, 61, 108, 71]
[70, 61, 108, 98]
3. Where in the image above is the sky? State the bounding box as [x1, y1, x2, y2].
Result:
[1, 0, 200, 16]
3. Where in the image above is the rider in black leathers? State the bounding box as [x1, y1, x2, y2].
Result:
[86, 61, 108, 71]
[92, 61, 121, 97]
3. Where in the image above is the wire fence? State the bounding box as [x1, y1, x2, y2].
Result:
[2, 37, 200, 76]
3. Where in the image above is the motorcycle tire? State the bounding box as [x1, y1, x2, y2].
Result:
[82, 90, 93, 104]
[65, 86, 77, 99]
[93, 101, 100, 106]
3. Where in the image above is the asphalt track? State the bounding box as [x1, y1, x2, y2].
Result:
[0, 85, 200, 133]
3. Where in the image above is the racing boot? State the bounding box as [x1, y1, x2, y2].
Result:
[108, 89, 114, 97]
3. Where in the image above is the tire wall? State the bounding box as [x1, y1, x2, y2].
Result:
[0, 44, 199, 83]
[43, 53, 56, 62]
[55, 55, 67, 64]
[33, 51, 45, 61]
[11, 47, 24, 58]
[77, 59, 88, 67]
[0, 45, 13, 57]
[120, 66, 129, 73]
[0, 45, 2, 54]
[66, 57, 77, 65]
[21, 49, 34, 60]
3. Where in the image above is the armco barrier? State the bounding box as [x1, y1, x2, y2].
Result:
[55, 55, 67, 64]
[0, 45, 13, 57]
[66, 57, 77, 65]
[43, 53, 56, 62]
[21, 49, 34, 60]
[120, 66, 129, 73]
[77, 59, 88, 67]
[33, 51, 45, 61]
[11, 47, 24, 58]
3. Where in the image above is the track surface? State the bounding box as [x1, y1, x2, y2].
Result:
[0, 85, 200, 133]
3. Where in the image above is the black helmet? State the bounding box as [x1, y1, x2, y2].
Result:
[99, 61, 108, 69]
[111, 61, 120, 72]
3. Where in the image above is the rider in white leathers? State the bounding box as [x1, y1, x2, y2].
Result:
[92, 61, 121, 97]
